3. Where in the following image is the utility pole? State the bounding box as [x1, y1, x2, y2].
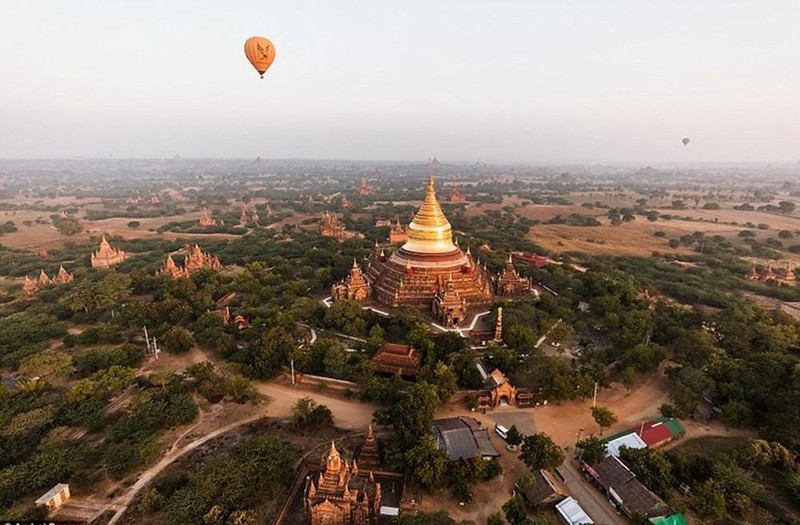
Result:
[144, 326, 151, 354]
[291, 359, 296, 385]
[592, 382, 598, 409]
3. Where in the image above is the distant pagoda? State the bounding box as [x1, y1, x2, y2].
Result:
[157, 244, 221, 280]
[91, 236, 127, 269]
[446, 183, 466, 203]
[198, 209, 220, 227]
[22, 266, 73, 296]
[388, 219, 408, 245]
[320, 211, 347, 239]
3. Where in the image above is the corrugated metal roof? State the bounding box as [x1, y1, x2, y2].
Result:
[606, 432, 647, 457]
[433, 418, 479, 461]
[555, 496, 594, 525]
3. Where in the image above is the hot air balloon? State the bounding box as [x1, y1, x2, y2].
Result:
[244, 36, 276, 79]
[682, 137, 691, 146]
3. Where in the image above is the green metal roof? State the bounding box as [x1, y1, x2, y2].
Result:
[649, 514, 688, 525]
[654, 416, 686, 437]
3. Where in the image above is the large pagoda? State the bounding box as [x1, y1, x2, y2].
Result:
[364, 176, 492, 326]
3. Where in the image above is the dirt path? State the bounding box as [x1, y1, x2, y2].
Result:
[100, 381, 375, 525]
[255, 382, 376, 430]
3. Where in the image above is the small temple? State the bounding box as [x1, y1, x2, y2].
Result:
[240, 206, 260, 226]
[358, 178, 371, 196]
[304, 440, 382, 525]
[446, 183, 466, 203]
[363, 176, 493, 326]
[157, 244, 221, 279]
[745, 262, 796, 286]
[23, 266, 73, 296]
[477, 369, 535, 409]
[355, 425, 381, 471]
[91, 236, 127, 269]
[495, 253, 534, 296]
[388, 219, 408, 245]
[198, 209, 220, 227]
[372, 343, 423, 377]
[340, 195, 353, 209]
[331, 259, 371, 301]
[320, 211, 347, 239]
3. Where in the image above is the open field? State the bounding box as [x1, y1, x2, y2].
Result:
[0, 209, 240, 251]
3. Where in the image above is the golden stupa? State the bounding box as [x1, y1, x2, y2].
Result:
[362, 176, 493, 326]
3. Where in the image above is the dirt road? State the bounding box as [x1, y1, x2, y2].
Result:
[98, 381, 375, 525]
[255, 382, 377, 430]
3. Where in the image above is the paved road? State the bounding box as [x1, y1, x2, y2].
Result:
[558, 460, 626, 525]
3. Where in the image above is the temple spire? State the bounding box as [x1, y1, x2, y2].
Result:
[402, 175, 456, 254]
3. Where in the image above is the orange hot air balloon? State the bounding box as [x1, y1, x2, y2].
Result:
[244, 36, 276, 79]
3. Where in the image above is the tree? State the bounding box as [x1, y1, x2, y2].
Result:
[420, 362, 458, 403]
[55, 217, 83, 236]
[619, 447, 674, 496]
[251, 326, 294, 378]
[520, 433, 565, 470]
[502, 495, 528, 525]
[18, 352, 72, 383]
[591, 406, 617, 436]
[506, 425, 522, 447]
[95, 272, 133, 308]
[385, 381, 440, 450]
[161, 326, 194, 353]
[291, 396, 333, 431]
[691, 479, 726, 519]
[785, 471, 800, 505]
[323, 299, 366, 336]
[404, 436, 448, 491]
[322, 340, 351, 379]
[577, 436, 606, 465]
[487, 512, 505, 525]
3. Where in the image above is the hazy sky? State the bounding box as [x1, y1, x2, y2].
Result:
[1, 1, 799, 163]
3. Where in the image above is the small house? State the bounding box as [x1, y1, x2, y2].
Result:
[35, 483, 70, 511]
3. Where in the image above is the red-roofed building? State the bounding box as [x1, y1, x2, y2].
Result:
[512, 252, 550, 268]
[637, 421, 674, 448]
[372, 343, 422, 377]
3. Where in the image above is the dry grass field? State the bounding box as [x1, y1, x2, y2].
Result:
[0, 206, 240, 251]
[461, 195, 800, 258]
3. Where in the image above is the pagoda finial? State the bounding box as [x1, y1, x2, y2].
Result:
[367, 424, 375, 439]
[427, 173, 435, 194]
[352, 257, 358, 269]
[507, 252, 513, 264]
[329, 440, 338, 456]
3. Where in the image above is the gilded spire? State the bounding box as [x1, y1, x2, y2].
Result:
[402, 176, 457, 254]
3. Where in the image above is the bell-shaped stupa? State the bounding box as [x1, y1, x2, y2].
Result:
[365, 175, 492, 326]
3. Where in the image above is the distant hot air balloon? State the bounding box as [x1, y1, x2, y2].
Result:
[682, 137, 691, 146]
[244, 36, 276, 79]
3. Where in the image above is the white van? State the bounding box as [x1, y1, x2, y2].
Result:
[495, 424, 509, 440]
